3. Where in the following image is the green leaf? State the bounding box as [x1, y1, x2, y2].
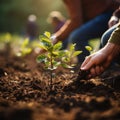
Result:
[37, 54, 46, 63]
[61, 63, 74, 69]
[69, 43, 76, 51]
[44, 31, 51, 38]
[62, 57, 70, 62]
[46, 53, 51, 59]
[37, 43, 48, 50]
[53, 61, 61, 67]
[40, 35, 51, 44]
[5, 33, 12, 43]
[23, 48, 32, 55]
[58, 50, 67, 57]
[72, 51, 82, 57]
[85, 46, 92, 51]
[52, 51, 59, 56]
[22, 38, 29, 48]
[44, 59, 50, 68]
[53, 42, 62, 51]
[16, 48, 32, 57]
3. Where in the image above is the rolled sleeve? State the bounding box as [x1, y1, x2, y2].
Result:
[108, 23, 120, 45]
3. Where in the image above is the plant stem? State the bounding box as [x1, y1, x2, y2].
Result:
[50, 52, 53, 91]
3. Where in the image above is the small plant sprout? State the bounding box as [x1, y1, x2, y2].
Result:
[3, 33, 12, 61]
[16, 38, 32, 57]
[85, 45, 93, 54]
[37, 31, 63, 90]
[4, 33, 12, 43]
[36, 31, 82, 90]
[61, 43, 82, 70]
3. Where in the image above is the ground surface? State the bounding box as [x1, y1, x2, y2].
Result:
[0, 50, 120, 120]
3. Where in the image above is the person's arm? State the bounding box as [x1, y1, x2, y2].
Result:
[80, 24, 120, 78]
[53, 0, 83, 42]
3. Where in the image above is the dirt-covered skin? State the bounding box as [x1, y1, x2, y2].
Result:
[0, 51, 120, 120]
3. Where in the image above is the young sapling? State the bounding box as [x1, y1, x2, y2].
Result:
[60, 43, 82, 70]
[36, 31, 82, 90]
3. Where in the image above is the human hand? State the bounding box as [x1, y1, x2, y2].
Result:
[50, 35, 58, 44]
[108, 16, 119, 28]
[80, 43, 117, 78]
[80, 52, 111, 78]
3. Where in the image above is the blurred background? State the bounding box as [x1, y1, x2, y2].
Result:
[0, 0, 99, 55]
[0, 0, 67, 34]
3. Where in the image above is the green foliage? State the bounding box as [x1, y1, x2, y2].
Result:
[37, 32, 82, 70]
[85, 46, 93, 52]
[0, 32, 12, 43]
[61, 44, 82, 68]
[89, 38, 100, 52]
[16, 38, 32, 57]
[37, 31, 63, 70]
[0, 33, 21, 51]
[36, 31, 82, 90]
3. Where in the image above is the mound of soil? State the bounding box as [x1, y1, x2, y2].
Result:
[0, 50, 120, 120]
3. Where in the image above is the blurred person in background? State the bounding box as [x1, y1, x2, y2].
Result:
[47, 11, 66, 33]
[26, 14, 39, 41]
[47, 11, 68, 49]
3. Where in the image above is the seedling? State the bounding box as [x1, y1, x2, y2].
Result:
[6, 33, 12, 60]
[16, 38, 32, 57]
[61, 43, 82, 69]
[36, 31, 82, 90]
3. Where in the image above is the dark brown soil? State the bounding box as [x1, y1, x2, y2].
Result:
[0, 50, 120, 120]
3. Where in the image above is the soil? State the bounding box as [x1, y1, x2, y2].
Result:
[0, 50, 120, 120]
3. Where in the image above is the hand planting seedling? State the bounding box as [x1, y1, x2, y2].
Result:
[74, 45, 93, 81]
[36, 31, 82, 91]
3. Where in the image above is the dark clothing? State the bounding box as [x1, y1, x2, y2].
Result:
[26, 21, 38, 39]
[113, 7, 120, 18]
[81, 0, 118, 22]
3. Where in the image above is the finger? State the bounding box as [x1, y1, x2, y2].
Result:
[95, 66, 101, 75]
[90, 67, 96, 77]
[93, 65, 106, 76]
[103, 56, 112, 69]
[87, 66, 98, 78]
[88, 65, 105, 78]
[99, 66, 105, 74]
[95, 66, 106, 76]
[81, 56, 91, 68]
[81, 58, 95, 71]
